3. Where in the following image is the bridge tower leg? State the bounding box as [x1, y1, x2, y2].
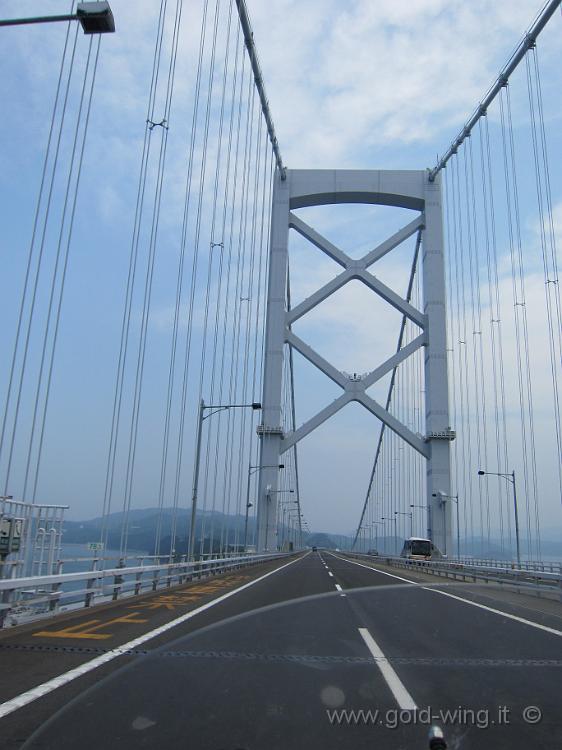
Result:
[423, 176, 453, 556]
[256, 172, 289, 551]
[257, 168, 453, 555]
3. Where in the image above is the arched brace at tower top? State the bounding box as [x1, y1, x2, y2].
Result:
[256, 169, 455, 556]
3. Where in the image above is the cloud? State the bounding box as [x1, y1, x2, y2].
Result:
[247, 0, 543, 167]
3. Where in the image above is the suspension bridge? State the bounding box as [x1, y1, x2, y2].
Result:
[1, 1, 562, 748]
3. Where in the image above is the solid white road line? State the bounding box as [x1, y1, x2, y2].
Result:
[329, 552, 562, 638]
[0, 555, 304, 719]
[358, 627, 417, 711]
[327, 552, 413, 584]
[429, 587, 562, 637]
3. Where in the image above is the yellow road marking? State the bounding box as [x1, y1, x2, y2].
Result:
[110, 612, 148, 625]
[128, 576, 249, 611]
[139, 596, 200, 611]
[33, 620, 108, 640]
[126, 595, 199, 608]
[32, 572, 254, 637]
[33, 612, 148, 640]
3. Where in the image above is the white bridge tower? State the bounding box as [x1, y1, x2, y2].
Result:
[256, 169, 454, 555]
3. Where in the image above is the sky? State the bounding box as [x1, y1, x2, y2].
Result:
[1, 0, 561, 544]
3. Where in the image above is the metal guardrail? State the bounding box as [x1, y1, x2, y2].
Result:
[0, 552, 291, 627]
[0, 549, 249, 579]
[341, 552, 562, 600]
[349, 551, 562, 575]
[455, 556, 562, 575]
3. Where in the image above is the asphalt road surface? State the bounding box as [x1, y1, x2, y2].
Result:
[1, 551, 561, 749]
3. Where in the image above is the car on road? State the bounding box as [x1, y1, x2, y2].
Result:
[366, 549, 378, 556]
[311, 546, 317, 552]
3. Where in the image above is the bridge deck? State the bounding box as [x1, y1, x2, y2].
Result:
[1, 552, 561, 748]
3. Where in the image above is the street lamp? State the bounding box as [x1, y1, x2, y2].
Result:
[279, 496, 297, 548]
[264, 487, 294, 551]
[0, 2, 115, 34]
[287, 508, 304, 548]
[368, 521, 383, 552]
[283, 505, 300, 550]
[432, 492, 460, 559]
[395, 510, 413, 537]
[381, 516, 398, 554]
[410, 503, 429, 542]
[358, 524, 369, 552]
[189, 399, 261, 559]
[478, 469, 521, 568]
[244, 463, 284, 551]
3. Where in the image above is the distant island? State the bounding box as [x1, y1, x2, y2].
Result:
[62, 507, 562, 561]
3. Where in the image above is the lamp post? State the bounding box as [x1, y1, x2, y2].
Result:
[395, 510, 414, 537]
[279, 496, 297, 548]
[264, 488, 293, 551]
[478, 469, 520, 568]
[287, 510, 302, 549]
[363, 523, 370, 553]
[244, 463, 284, 551]
[367, 524, 372, 553]
[381, 516, 398, 554]
[410, 503, 430, 542]
[432, 492, 460, 559]
[189, 399, 261, 560]
[370, 521, 383, 552]
[359, 524, 369, 553]
[0, 2, 115, 33]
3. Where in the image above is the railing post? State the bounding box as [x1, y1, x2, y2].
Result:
[84, 556, 98, 608]
[49, 559, 64, 612]
[85, 577, 96, 608]
[49, 582, 61, 612]
[134, 571, 143, 596]
[113, 558, 125, 601]
[0, 584, 15, 627]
